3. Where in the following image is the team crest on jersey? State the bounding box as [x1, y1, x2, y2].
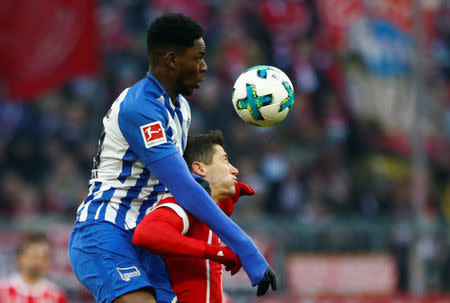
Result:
[140, 121, 167, 148]
[117, 266, 141, 281]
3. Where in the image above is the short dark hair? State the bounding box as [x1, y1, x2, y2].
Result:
[183, 130, 225, 169]
[147, 13, 204, 63]
[16, 232, 49, 256]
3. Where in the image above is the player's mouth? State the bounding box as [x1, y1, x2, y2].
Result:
[195, 77, 205, 89]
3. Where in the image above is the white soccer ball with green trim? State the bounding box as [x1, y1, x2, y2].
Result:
[231, 65, 295, 127]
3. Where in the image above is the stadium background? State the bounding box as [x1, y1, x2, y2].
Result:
[0, 0, 449, 302]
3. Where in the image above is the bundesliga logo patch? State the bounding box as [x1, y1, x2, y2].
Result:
[140, 121, 167, 148]
[117, 266, 141, 281]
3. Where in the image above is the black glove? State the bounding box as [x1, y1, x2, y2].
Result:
[257, 268, 277, 297]
[192, 174, 211, 195]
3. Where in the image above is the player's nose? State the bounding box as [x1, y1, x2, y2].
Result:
[230, 164, 239, 176]
[200, 59, 207, 72]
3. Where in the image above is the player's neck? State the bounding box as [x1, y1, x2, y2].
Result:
[211, 191, 226, 203]
[149, 67, 178, 104]
[21, 273, 41, 285]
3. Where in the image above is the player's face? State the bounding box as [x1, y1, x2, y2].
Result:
[204, 145, 239, 201]
[175, 37, 207, 96]
[17, 242, 50, 281]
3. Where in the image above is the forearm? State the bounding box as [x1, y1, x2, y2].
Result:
[134, 218, 206, 257]
[133, 208, 239, 266]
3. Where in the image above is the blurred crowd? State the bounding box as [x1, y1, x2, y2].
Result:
[0, 0, 449, 293]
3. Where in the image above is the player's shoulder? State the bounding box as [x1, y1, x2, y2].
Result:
[0, 274, 19, 289]
[178, 94, 189, 106]
[154, 198, 194, 228]
[0, 279, 10, 299]
[156, 197, 177, 206]
[0, 277, 10, 290]
[41, 279, 65, 292]
[0, 275, 65, 297]
[120, 78, 167, 116]
[154, 197, 187, 216]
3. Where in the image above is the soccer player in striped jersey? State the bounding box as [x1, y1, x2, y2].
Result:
[0, 232, 68, 303]
[133, 130, 277, 303]
[68, 13, 272, 303]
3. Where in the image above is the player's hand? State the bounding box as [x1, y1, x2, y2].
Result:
[225, 263, 242, 275]
[231, 182, 255, 203]
[256, 268, 277, 297]
[205, 245, 241, 268]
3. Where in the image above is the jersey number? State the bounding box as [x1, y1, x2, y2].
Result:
[92, 130, 106, 178]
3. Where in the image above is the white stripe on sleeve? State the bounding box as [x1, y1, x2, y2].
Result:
[152, 203, 190, 235]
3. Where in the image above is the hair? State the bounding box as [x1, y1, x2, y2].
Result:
[183, 130, 225, 170]
[147, 13, 204, 64]
[16, 232, 50, 256]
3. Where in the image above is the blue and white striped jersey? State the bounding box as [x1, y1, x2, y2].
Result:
[75, 73, 191, 230]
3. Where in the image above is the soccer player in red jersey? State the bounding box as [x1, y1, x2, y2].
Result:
[133, 130, 276, 302]
[0, 232, 68, 303]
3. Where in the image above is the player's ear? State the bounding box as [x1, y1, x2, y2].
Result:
[192, 162, 207, 177]
[165, 51, 177, 70]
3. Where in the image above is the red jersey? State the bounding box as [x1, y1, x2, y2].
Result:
[133, 182, 256, 303]
[153, 198, 230, 303]
[0, 274, 68, 303]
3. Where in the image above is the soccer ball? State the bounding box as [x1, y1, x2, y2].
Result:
[231, 65, 294, 127]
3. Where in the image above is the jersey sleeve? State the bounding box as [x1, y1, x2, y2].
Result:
[0, 281, 8, 302]
[152, 201, 191, 235]
[118, 96, 179, 166]
[133, 204, 210, 258]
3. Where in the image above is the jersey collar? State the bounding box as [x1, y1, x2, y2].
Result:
[145, 72, 181, 109]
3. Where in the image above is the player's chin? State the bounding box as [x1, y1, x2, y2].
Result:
[193, 82, 202, 91]
[180, 87, 195, 96]
[228, 184, 237, 196]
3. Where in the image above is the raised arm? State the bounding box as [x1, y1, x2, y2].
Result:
[118, 99, 273, 289]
